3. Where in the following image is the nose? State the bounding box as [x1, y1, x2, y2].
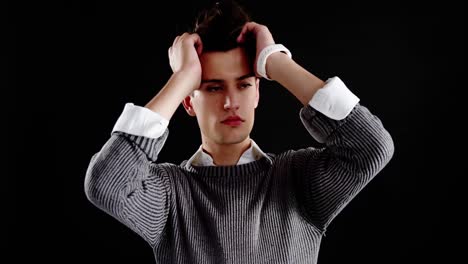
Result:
[223, 92, 240, 111]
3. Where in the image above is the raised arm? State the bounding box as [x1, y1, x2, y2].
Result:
[237, 21, 326, 106]
[238, 22, 394, 232]
[84, 33, 204, 246]
[145, 32, 204, 120]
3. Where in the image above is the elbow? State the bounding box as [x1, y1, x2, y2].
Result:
[345, 105, 395, 178]
[351, 127, 395, 179]
[83, 153, 109, 207]
[83, 152, 129, 214]
[367, 129, 395, 176]
[379, 129, 395, 167]
[84, 162, 100, 205]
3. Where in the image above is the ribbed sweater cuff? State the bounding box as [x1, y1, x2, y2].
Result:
[112, 129, 169, 162]
[299, 103, 359, 143]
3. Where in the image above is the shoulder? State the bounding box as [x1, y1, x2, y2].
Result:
[267, 146, 325, 166]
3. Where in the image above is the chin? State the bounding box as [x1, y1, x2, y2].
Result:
[217, 133, 249, 145]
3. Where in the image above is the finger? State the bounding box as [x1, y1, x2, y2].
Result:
[172, 35, 180, 48]
[191, 33, 203, 55]
[237, 23, 249, 43]
[237, 22, 259, 43]
[168, 47, 173, 69]
[180, 32, 191, 43]
[168, 46, 172, 58]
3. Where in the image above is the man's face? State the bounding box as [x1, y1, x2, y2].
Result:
[183, 47, 259, 146]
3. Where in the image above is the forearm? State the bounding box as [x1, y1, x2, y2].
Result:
[294, 104, 394, 229]
[84, 130, 170, 244]
[303, 104, 394, 173]
[266, 52, 326, 106]
[145, 71, 197, 121]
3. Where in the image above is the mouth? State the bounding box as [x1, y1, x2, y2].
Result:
[221, 116, 245, 126]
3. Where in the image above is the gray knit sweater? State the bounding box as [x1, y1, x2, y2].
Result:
[84, 103, 394, 264]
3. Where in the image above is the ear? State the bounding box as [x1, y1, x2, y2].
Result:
[182, 95, 196, 116]
[254, 78, 260, 108]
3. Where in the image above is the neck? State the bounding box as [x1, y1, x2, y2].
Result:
[201, 136, 252, 166]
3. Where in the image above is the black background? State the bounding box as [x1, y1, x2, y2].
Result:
[8, 0, 464, 263]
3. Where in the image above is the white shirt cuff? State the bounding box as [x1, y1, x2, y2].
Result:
[308, 76, 360, 120]
[111, 103, 169, 138]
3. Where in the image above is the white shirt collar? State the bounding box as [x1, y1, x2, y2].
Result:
[186, 139, 270, 166]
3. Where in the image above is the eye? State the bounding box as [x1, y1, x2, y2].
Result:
[206, 86, 222, 92]
[240, 83, 252, 89]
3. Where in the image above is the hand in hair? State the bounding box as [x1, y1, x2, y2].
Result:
[237, 22, 276, 77]
[168, 32, 204, 85]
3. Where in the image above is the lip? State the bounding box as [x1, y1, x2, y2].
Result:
[221, 115, 244, 126]
[222, 120, 243, 126]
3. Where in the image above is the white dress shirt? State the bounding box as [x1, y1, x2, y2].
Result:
[186, 138, 271, 166]
[111, 76, 359, 166]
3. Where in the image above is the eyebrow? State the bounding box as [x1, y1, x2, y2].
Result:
[201, 73, 255, 84]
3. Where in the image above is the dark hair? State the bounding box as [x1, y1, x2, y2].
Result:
[192, 0, 256, 61]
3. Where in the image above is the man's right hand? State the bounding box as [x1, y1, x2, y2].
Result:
[168, 33, 204, 94]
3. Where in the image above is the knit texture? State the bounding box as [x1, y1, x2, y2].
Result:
[84, 103, 394, 264]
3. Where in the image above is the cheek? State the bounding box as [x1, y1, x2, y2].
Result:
[243, 92, 258, 111]
[194, 97, 221, 118]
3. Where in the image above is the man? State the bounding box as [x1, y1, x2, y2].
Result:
[84, 1, 394, 263]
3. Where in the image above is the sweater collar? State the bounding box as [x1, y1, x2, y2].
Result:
[183, 155, 273, 177]
[186, 139, 272, 167]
